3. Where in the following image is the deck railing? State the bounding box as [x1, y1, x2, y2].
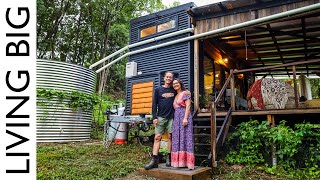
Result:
[209, 58, 320, 167]
[210, 70, 235, 167]
[233, 59, 320, 109]
[216, 107, 232, 148]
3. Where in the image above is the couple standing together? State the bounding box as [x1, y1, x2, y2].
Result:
[145, 71, 194, 170]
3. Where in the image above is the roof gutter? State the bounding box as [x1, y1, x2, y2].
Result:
[94, 3, 320, 73]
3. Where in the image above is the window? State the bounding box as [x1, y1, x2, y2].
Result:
[158, 20, 176, 32]
[139, 19, 176, 38]
[140, 25, 156, 38]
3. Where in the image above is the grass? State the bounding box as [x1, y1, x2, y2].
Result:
[37, 140, 314, 180]
[37, 141, 151, 180]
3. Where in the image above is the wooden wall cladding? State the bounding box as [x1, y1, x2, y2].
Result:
[196, 0, 318, 34]
[131, 81, 153, 114]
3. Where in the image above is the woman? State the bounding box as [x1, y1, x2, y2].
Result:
[171, 79, 194, 170]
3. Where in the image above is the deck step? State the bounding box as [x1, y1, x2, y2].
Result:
[193, 126, 222, 129]
[194, 153, 209, 157]
[193, 118, 210, 122]
[194, 143, 211, 146]
[138, 164, 211, 180]
[194, 134, 211, 137]
[193, 126, 211, 129]
[193, 113, 228, 167]
[193, 118, 225, 121]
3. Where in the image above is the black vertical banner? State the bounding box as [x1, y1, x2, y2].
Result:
[0, 0, 36, 179]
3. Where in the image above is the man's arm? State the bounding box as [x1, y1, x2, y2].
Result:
[152, 88, 158, 120]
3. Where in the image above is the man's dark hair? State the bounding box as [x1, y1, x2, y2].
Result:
[164, 71, 174, 77]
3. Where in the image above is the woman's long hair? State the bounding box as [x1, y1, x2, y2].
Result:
[174, 78, 186, 91]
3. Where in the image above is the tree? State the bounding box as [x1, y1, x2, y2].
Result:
[37, 0, 165, 97]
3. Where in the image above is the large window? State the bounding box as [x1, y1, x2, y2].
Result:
[140, 19, 176, 38]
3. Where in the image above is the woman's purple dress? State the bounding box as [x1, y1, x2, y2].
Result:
[171, 91, 195, 169]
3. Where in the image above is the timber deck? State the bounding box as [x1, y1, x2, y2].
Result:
[197, 108, 320, 117]
[137, 163, 211, 180]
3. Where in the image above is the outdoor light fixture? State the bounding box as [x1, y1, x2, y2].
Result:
[224, 58, 228, 63]
[237, 74, 244, 79]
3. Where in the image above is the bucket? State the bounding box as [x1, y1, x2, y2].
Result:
[108, 122, 128, 143]
[107, 103, 127, 144]
[115, 139, 126, 145]
[108, 122, 117, 141]
[114, 122, 127, 144]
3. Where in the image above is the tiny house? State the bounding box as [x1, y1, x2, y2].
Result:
[125, 3, 196, 115]
[93, 0, 320, 167]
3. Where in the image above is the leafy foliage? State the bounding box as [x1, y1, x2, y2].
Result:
[267, 120, 302, 168]
[226, 120, 269, 165]
[225, 120, 320, 179]
[37, 0, 165, 97]
[310, 78, 320, 99]
[37, 88, 99, 111]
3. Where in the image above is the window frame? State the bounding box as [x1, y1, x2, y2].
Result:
[138, 16, 178, 40]
[139, 24, 157, 39]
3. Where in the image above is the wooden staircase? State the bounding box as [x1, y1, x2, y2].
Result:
[193, 108, 232, 167]
[193, 115, 225, 166]
[193, 70, 235, 167]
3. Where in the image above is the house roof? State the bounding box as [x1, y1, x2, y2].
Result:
[190, 0, 320, 77]
[188, 0, 305, 20]
[130, 2, 196, 24]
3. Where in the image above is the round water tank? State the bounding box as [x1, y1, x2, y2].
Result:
[36, 59, 96, 142]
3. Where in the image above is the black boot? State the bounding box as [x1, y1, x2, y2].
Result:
[166, 153, 171, 167]
[145, 155, 159, 170]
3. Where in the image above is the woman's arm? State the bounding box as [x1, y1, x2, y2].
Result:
[183, 98, 191, 126]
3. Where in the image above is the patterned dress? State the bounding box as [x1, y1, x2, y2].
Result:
[171, 91, 195, 169]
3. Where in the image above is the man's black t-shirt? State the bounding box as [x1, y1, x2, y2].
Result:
[152, 86, 177, 120]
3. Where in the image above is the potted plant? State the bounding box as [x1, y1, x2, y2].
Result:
[199, 94, 210, 112]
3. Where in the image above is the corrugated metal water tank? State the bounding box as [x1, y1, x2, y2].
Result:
[36, 59, 96, 142]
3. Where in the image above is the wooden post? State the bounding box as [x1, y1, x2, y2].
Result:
[194, 25, 199, 112]
[292, 65, 299, 108]
[210, 102, 217, 167]
[222, 116, 232, 144]
[230, 70, 235, 111]
[268, 115, 277, 166]
[267, 114, 272, 124]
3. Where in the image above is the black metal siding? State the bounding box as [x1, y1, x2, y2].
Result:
[126, 3, 195, 114]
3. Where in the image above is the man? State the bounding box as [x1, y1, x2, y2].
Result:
[145, 71, 176, 170]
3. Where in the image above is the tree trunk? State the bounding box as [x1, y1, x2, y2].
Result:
[97, 14, 112, 94]
[73, 10, 82, 63]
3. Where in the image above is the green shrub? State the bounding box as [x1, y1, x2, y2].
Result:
[225, 120, 269, 165]
[225, 120, 320, 179]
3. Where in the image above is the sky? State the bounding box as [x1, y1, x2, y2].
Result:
[162, 0, 225, 7]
